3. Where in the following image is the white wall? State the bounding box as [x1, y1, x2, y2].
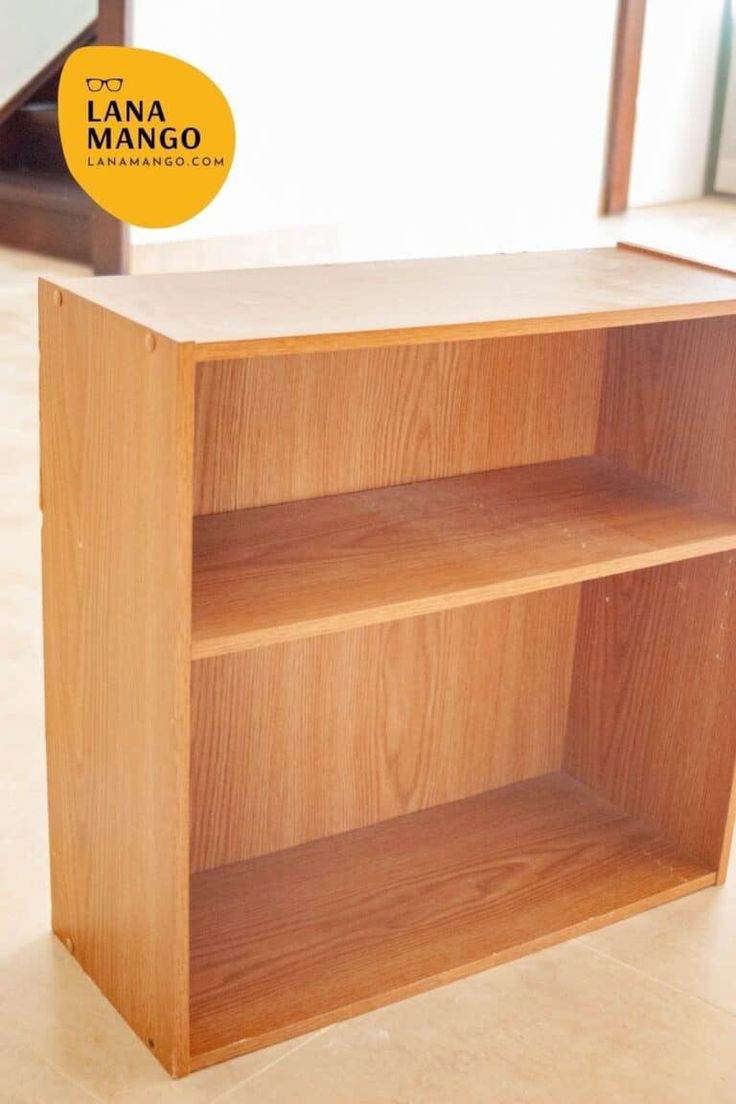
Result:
[130, 0, 618, 260]
[628, 0, 722, 208]
[0, 0, 96, 110]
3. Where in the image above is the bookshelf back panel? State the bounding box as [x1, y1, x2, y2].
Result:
[193, 330, 605, 515]
[190, 587, 580, 872]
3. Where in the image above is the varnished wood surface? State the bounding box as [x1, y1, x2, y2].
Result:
[192, 455, 736, 658]
[566, 554, 736, 880]
[599, 316, 736, 512]
[580, 317, 736, 879]
[190, 590, 580, 870]
[603, 0, 646, 214]
[39, 253, 736, 1078]
[194, 331, 604, 514]
[39, 283, 194, 1075]
[189, 772, 713, 1069]
[48, 247, 736, 357]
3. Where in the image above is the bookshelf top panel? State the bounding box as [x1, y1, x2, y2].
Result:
[45, 246, 736, 358]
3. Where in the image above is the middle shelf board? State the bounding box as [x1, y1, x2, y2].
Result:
[192, 455, 736, 659]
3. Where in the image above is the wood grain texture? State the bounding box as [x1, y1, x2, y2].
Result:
[190, 589, 579, 870]
[193, 330, 604, 514]
[39, 283, 194, 1075]
[49, 247, 736, 357]
[603, 0, 646, 214]
[566, 554, 736, 881]
[38, 253, 736, 1078]
[189, 772, 713, 1069]
[589, 317, 736, 874]
[599, 316, 736, 511]
[192, 456, 736, 659]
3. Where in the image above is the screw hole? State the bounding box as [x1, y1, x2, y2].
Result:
[147, 1037, 155, 1050]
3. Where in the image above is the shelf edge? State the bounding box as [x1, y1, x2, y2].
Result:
[190, 300, 736, 361]
[192, 535, 736, 660]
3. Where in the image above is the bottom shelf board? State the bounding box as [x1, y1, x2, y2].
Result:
[189, 772, 714, 1069]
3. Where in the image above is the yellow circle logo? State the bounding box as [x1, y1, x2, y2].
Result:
[59, 45, 235, 228]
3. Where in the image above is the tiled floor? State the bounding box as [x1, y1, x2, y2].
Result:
[1, 237, 736, 1102]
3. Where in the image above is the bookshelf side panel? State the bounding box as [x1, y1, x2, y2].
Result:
[598, 316, 736, 511]
[588, 316, 736, 878]
[39, 283, 194, 1074]
[566, 555, 736, 879]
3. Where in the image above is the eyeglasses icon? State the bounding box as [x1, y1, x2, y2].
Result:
[85, 78, 124, 92]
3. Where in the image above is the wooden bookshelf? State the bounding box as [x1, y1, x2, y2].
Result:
[40, 246, 736, 1077]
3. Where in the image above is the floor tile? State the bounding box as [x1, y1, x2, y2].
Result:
[580, 857, 736, 1015]
[218, 941, 736, 1104]
[0, 1035, 102, 1104]
[0, 935, 322, 1104]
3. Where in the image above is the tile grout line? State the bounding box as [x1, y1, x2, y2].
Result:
[35, 1050, 108, 1104]
[574, 937, 736, 1021]
[205, 1026, 334, 1103]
